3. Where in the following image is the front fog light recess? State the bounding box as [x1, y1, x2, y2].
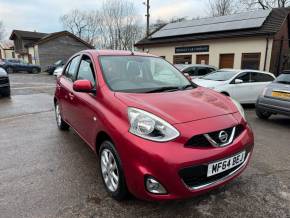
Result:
[145, 177, 167, 194]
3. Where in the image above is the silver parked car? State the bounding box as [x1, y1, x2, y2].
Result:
[175, 64, 217, 79]
[256, 72, 290, 119]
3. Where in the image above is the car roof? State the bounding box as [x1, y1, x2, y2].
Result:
[184, 64, 217, 68]
[219, 68, 274, 75]
[176, 64, 217, 69]
[81, 49, 157, 58]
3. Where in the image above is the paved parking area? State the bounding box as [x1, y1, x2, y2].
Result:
[0, 74, 290, 218]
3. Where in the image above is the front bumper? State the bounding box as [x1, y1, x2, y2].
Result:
[115, 113, 254, 201]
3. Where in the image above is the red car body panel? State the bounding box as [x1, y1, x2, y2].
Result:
[54, 50, 254, 201]
[115, 88, 238, 124]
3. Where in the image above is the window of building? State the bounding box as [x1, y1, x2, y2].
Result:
[196, 54, 209, 65]
[219, 54, 234, 69]
[173, 55, 192, 64]
[241, 53, 261, 70]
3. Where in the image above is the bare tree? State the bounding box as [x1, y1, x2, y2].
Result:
[60, 9, 103, 47]
[240, 0, 290, 9]
[100, 0, 143, 50]
[208, 0, 237, 16]
[60, 0, 143, 49]
[60, 10, 88, 38]
[0, 21, 5, 41]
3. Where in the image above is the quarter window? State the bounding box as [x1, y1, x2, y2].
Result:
[76, 55, 96, 86]
[64, 55, 80, 80]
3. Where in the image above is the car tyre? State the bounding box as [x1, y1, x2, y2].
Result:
[55, 102, 70, 130]
[7, 67, 13, 74]
[99, 141, 128, 201]
[32, 68, 39, 74]
[1, 87, 11, 97]
[256, 108, 272, 120]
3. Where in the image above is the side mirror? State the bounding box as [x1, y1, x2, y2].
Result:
[73, 80, 95, 93]
[235, 79, 243, 84]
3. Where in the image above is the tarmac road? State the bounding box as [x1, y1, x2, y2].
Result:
[0, 73, 289, 218]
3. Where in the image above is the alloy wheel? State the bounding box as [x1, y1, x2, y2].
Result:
[55, 104, 62, 127]
[100, 149, 119, 192]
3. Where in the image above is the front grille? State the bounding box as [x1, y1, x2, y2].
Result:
[179, 151, 249, 189]
[0, 77, 9, 85]
[185, 124, 245, 148]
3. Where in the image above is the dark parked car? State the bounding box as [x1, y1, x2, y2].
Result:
[45, 60, 64, 75]
[175, 64, 217, 79]
[0, 58, 41, 74]
[0, 67, 10, 97]
[256, 71, 290, 119]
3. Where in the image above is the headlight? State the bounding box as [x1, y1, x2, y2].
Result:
[128, 107, 180, 142]
[231, 98, 246, 121]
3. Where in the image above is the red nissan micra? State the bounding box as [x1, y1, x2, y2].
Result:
[54, 50, 254, 201]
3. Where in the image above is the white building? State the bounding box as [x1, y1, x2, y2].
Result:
[135, 8, 290, 75]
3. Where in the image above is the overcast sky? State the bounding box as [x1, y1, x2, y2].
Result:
[0, 0, 206, 38]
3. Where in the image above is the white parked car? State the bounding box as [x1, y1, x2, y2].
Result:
[53, 66, 64, 77]
[193, 69, 276, 104]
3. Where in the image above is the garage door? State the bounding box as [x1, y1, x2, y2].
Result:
[196, 54, 209, 65]
[173, 55, 192, 64]
[219, 54, 234, 69]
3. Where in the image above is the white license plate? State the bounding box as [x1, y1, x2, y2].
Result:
[207, 151, 246, 177]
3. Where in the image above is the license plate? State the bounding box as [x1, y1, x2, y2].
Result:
[272, 91, 290, 99]
[207, 151, 246, 177]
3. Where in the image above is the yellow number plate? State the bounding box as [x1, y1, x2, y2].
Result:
[272, 91, 290, 99]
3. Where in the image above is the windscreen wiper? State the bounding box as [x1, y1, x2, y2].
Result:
[146, 86, 181, 93]
[180, 84, 194, 90]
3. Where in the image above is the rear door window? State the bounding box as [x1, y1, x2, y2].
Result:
[251, 72, 274, 82]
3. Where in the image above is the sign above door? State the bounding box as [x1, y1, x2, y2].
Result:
[175, 45, 209, 54]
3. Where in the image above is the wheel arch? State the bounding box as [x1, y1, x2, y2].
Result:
[221, 91, 230, 96]
[53, 97, 57, 105]
[95, 131, 114, 154]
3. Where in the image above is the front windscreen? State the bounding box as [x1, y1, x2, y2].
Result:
[275, 73, 290, 84]
[99, 56, 193, 93]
